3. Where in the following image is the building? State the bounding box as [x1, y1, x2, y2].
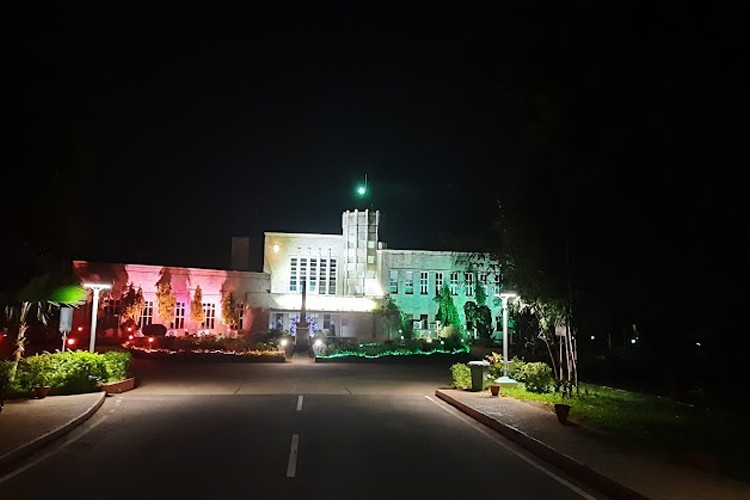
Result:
[72, 209, 503, 340]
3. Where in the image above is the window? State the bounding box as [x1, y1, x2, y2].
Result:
[450, 272, 459, 296]
[202, 303, 216, 330]
[465, 272, 474, 296]
[138, 301, 154, 329]
[435, 272, 443, 294]
[479, 273, 488, 297]
[420, 271, 428, 295]
[309, 258, 318, 293]
[319, 259, 328, 295]
[290, 258, 298, 292]
[389, 270, 399, 294]
[300, 258, 308, 291]
[405, 271, 414, 295]
[237, 303, 245, 330]
[172, 301, 185, 329]
[328, 259, 337, 295]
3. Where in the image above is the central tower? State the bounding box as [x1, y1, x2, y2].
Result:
[342, 209, 381, 296]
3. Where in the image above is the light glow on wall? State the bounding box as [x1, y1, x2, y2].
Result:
[271, 293, 378, 312]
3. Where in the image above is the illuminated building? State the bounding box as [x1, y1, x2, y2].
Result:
[73, 209, 503, 340]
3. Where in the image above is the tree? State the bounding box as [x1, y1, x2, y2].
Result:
[434, 284, 461, 331]
[120, 283, 145, 330]
[1, 273, 86, 380]
[155, 270, 176, 326]
[373, 295, 402, 339]
[221, 290, 239, 329]
[190, 286, 205, 325]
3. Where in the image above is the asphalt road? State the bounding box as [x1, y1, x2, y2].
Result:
[0, 355, 600, 499]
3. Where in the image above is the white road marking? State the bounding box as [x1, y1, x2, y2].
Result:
[296, 395, 304, 412]
[424, 395, 598, 500]
[0, 396, 124, 485]
[286, 434, 299, 478]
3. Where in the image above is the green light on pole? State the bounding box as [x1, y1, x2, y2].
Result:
[355, 172, 368, 198]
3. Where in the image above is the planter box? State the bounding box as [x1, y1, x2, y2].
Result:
[102, 377, 136, 394]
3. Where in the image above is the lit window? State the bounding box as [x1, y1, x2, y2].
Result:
[405, 271, 414, 295]
[172, 301, 185, 329]
[202, 303, 216, 330]
[319, 259, 328, 295]
[309, 258, 318, 293]
[290, 258, 298, 292]
[328, 259, 337, 295]
[389, 270, 398, 294]
[465, 272, 474, 296]
[435, 272, 443, 295]
[420, 271, 428, 295]
[138, 301, 154, 329]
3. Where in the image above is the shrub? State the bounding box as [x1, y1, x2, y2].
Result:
[0, 360, 11, 399]
[450, 363, 471, 390]
[519, 362, 553, 393]
[102, 350, 132, 382]
[53, 351, 109, 394]
[486, 353, 526, 381]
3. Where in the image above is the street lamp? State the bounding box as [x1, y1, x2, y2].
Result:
[83, 282, 112, 353]
[496, 291, 519, 384]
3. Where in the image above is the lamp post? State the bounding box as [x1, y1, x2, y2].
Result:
[83, 283, 111, 353]
[496, 291, 519, 384]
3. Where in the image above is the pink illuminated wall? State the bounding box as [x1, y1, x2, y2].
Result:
[72, 261, 270, 337]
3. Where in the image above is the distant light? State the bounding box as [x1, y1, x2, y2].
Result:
[128, 335, 133, 340]
[356, 185, 367, 196]
[280, 338, 288, 347]
[696, 342, 701, 347]
[67, 338, 76, 346]
[77, 326, 83, 332]
[148, 337, 154, 343]
[314, 339, 323, 347]
[590, 335, 595, 340]
[631, 338, 637, 344]
[127, 327, 133, 332]
[426, 338, 432, 343]
[272, 243, 280, 253]
[400, 336, 404, 340]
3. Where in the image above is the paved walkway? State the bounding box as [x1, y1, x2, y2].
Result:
[436, 389, 750, 500]
[0, 392, 105, 470]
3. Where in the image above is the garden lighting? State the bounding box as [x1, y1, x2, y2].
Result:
[83, 282, 111, 353]
[495, 291, 520, 384]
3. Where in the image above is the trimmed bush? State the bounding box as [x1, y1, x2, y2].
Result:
[142, 323, 168, 336]
[450, 363, 471, 390]
[102, 350, 132, 382]
[518, 362, 554, 393]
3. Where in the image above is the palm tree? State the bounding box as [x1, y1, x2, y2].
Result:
[2, 273, 87, 380]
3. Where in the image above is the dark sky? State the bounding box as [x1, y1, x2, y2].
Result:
[3, 1, 747, 290]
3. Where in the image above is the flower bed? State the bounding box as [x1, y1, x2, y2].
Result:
[128, 345, 285, 363]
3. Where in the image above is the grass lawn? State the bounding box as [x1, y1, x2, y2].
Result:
[501, 382, 750, 483]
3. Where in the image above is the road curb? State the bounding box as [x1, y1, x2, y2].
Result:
[0, 392, 107, 471]
[435, 390, 651, 500]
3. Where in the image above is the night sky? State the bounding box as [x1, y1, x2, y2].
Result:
[3, 3, 748, 347]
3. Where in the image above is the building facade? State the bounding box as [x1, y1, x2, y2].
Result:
[73, 209, 503, 340]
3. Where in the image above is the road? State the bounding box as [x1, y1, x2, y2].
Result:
[0, 354, 601, 499]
